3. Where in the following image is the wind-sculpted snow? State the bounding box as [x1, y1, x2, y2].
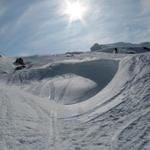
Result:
[6, 59, 119, 104]
[0, 52, 150, 150]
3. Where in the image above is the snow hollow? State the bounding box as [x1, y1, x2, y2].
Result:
[0, 51, 150, 150]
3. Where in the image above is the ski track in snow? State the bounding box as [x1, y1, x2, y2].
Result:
[0, 52, 150, 150]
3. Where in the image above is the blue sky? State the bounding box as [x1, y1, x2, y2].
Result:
[0, 0, 150, 56]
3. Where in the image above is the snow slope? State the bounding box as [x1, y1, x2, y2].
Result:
[0, 52, 150, 150]
[90, 42, 150, 54]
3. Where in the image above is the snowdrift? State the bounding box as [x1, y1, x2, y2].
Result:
[0, 52, 150, 150]
[8, 59, 119, 105]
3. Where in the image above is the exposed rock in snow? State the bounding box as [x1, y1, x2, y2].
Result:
[13, 57, 26, 71]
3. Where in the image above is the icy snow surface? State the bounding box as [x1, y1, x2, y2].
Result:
[0, 52, 150, 150]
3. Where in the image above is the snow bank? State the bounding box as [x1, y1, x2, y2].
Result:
[8, 59, 118, 104]
[0, 52, 150, 150]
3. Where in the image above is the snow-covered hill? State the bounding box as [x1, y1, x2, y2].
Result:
[90, 42, 150, 54]
[0, 51, 150, 150]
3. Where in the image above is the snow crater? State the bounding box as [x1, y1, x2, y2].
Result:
[22, 59, 119, 105]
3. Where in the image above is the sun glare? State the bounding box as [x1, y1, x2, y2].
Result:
[63, 0, 87, 23]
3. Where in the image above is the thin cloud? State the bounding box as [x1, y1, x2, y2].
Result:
[0, 0, 150, 56]
[140, 0, 150, 15]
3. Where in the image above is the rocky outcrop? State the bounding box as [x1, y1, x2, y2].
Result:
[13, 57, 26, 70]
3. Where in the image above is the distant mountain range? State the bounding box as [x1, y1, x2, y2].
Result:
[90, 42, 150, 54]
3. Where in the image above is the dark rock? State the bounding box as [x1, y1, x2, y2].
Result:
[15, 65, 26, 71]
[13, 57, 26, 71]
[113, 48, 118, 54]
[143, 47, 150, 51]
[14, 57, 25, 66]
[127, 51, 136, 54]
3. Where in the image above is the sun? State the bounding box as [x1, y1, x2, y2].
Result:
[63, 0, 87, 23]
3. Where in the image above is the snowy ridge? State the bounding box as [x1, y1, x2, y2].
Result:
[90, 42, 150, 54]
[0, 52, 150, 150]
